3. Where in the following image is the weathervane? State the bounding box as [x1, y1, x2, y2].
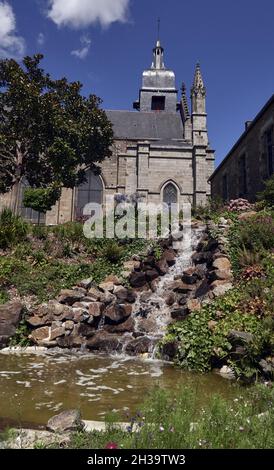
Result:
[157, 17, 160, 41]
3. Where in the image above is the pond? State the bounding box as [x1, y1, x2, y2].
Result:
[0, 350, 239, 428]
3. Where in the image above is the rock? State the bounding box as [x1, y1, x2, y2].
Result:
[209, 269, 233, 281]
[49, 327, 65, 341]
[218, 366, 236, 380]
[161, 340, 178, 360]
[182, 267, 202, 285]
[77, 278, 93, 290]
[76, 323, 96, 338]
[99, 282, 115, 292]
[125, 336, 156, 355]
[192, 252, 213, 265]
[27, 315, 49, 328]
[57, 289, 85, 306]
[64, 321, 74, 331]
[165, 293, 176, 306]
[88, 302, 103, 317]
[104, 303, 132, 324]
[145, 269, 159, 282]
[72, 308, 88, 323]
[86, 331, 122, 352]
[187, 299, 201, 312]
[104, 317, 135, 334]
[140, 291, 153, 302]
[171, 307, 189, 321]
[194, 279, 211, 298]
[0, 301, 23, 348]
[171, 280, 196, 294]
[212, 257, 231, 271]
[47, 410, 84, 433]
[155, 259, 169, 275]
[129, 272, 147, 288]
[87, 287, 102, 301]
[112, 286, 136, 303]
[162, 249, 176, 267]
[100, 291, 116, 305]
[211, 281, 233, 297]
[104, 275, 121, 285]
[228, 330, 254, 345]
[29, 326, 50, 344]
[56, 333, 84, 348]
[123, 260, 141, 272]
[206, 239, 219, 252]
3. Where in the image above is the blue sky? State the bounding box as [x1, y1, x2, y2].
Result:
[1, 0, 274, 167]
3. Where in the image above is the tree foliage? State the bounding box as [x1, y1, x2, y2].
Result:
[0, 54, 113, 211]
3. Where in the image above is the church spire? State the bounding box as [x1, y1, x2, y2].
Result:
[151, 20, 165, 70]
[191, 63, 206, 96]
[181, 82, 190, 118]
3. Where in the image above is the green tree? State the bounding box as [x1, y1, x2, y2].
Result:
[0, 54, 113, 212]
[257, 174, 274, 208]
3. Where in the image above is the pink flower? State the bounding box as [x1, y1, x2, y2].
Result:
[105, 442, 119, 449]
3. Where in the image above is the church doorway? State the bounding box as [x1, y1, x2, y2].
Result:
[163, 182, 178, 206]
[75, 171, 104, 218]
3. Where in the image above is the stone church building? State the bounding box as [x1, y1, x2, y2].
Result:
[0, 40, 215, 225]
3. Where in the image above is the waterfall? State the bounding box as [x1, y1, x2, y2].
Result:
[131, 226, 205, 348]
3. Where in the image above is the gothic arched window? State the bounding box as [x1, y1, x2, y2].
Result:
[18, 178, 46, 224]
[75, 171, 103, 218]
[163, 182, 178, 206]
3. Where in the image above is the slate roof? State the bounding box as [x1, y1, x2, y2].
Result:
[105, 110, 185, 143]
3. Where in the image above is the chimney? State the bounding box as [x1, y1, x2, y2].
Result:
[245, 121, 252, 131]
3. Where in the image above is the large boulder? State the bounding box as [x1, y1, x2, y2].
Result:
[47, 410, 84, 433]
[171, 281, 196, 295]
[104, 316, 135, 334]
[129, 272, 147, 288]
[86, 331, 122, 352]
[162, 249, 176, 267]
[155, 259, 169, 275]
[57, 289, 85, 306]
[104, 303, 132, 324]
[125, 336, 156, 355]
[145, 269, 159, 282]
[171, 307, 189, 321]
[77, 278, 93, 290]
[0, 301, 23, 348]
[182, 267, 202, 285]
[212, 257, 231, 271]
[88, 302, 103, 317]
[29, 326, 50, 344]
[192, 251, 213, 265]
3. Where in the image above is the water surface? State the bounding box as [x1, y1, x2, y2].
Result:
[0, 351, 238, 427]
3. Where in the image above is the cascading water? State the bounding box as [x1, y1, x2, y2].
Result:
[129, 226, 205, 351]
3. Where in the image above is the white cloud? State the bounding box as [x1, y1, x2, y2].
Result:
[37, 32, 45, 46]
[71, 34, 91, 60]
[0, 1, 26, 58]
[47, 0, 130, 29]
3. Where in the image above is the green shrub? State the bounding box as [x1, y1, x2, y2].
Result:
[102, 240, 124, 263]
[257, 174, 274, 208]
[0, 208, 29, 249]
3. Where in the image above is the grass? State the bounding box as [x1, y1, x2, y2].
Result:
[62, 385, 274, 449]
[0, 210, 152, 303]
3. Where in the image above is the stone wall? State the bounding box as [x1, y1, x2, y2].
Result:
[211, 97, 274, 202]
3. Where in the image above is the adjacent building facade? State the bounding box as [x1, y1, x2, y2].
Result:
[210, 95, 274, 202]
[0, 39, 215, 224]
